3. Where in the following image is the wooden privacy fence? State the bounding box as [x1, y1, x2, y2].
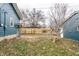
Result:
[19, 28, 59, 43]
[20, 28, 52, 34]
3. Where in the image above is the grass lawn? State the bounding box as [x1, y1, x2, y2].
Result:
[0, 37, 79, 56]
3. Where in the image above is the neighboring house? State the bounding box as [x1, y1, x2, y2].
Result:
[0, 3, 22, 40]
[63, 11, 79, 40]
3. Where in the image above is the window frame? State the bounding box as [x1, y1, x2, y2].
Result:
[77, 26, 79, 31]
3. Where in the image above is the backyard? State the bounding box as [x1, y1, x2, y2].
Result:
[0, 34, 79, 56]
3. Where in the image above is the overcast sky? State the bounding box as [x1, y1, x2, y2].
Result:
[16, 0, 79, 16]
[1, 0, 79, 9]
[15, 0, 79, 26]
[17, 0, 79, 9]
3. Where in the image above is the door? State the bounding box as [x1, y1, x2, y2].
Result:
[0, 10, 4, 37]
[0, 11, 7, 37]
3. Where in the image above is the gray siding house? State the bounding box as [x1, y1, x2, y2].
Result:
[63, 11, 79, 40]
[0, 3, 22, 40]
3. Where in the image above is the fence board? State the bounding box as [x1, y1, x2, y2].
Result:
[20, 28, 52, 34]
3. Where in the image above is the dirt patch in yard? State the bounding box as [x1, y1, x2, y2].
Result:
[20, 34, 57, 42]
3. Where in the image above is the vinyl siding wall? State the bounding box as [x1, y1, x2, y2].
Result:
[63, 12, 79, 40]
[0, 3, 19, 37]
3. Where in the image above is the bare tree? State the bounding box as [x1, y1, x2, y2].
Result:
[21, 8, 45, 28]
[49, 3, 73, 36]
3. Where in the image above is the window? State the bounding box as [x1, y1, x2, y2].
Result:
[77, 26, 79, 31]
[9, 17, 14, 27]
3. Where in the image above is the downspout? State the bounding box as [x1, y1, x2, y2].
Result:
[0, 8, 1, 26]
[4, 12, 7, 36]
